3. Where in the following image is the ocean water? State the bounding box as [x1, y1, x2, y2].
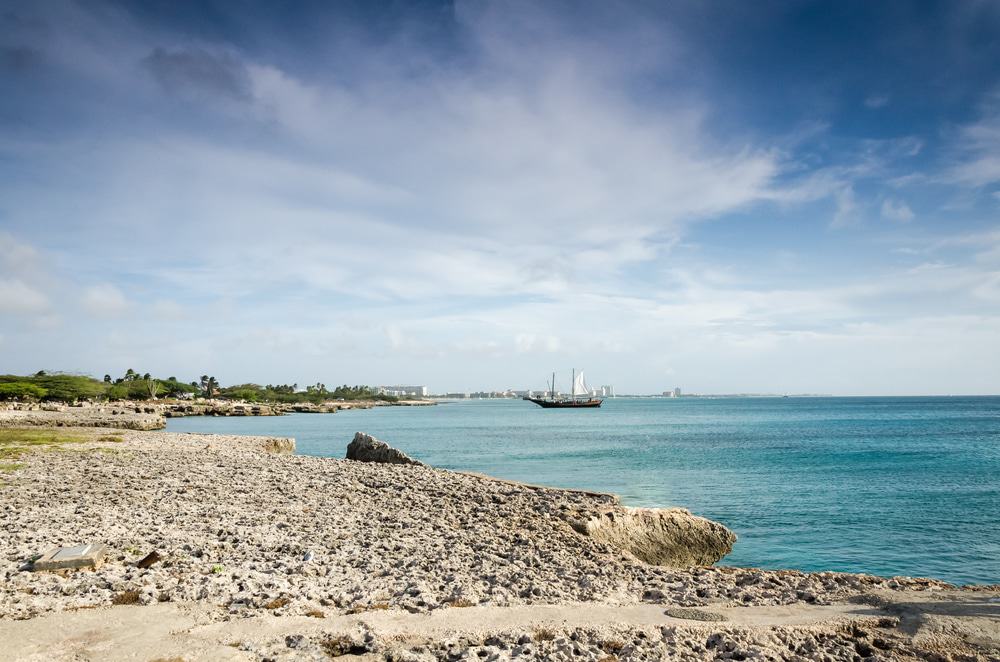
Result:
[165, 396, 1000, 585]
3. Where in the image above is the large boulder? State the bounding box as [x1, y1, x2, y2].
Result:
[567, 506, 736, 567]
[346, 432, 425, 466]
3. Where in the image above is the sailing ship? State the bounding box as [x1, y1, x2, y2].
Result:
[526, 369, 603, 408]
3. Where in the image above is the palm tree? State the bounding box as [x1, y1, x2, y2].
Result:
[200, 376, 220, 398]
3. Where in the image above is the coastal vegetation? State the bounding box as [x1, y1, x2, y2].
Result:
[0, 371, 398, 404]
[0, 427, 95, 465]
[217, 383, 397, 404]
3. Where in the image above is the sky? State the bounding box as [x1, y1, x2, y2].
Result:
[1, 0, 999, 395]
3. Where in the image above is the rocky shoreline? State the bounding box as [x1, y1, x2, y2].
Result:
[0, 426, 997, 660]
[0, 398, 434, 431]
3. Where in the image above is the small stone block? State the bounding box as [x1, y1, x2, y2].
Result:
[664, 607, 728, 622]
[32, 543, 108, 571]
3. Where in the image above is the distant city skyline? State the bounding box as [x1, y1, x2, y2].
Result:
[1, 1, 999, 395]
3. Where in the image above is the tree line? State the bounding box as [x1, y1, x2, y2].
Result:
[0, 371, 397, 404]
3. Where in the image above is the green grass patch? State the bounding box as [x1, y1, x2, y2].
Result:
[0, 462, 25, 473]
[0, 427, 91, 461]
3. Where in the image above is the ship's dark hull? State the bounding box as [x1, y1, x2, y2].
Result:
[527, 397, 603, 408]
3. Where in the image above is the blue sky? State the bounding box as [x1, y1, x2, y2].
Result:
[1, 0, 999, 394]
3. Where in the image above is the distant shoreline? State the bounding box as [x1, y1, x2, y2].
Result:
[0, 398, 434, 431]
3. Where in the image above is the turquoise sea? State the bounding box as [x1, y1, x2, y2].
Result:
[166, 396, 1000, 586]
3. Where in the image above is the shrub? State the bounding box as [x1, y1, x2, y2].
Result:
[0, 374, 106, 402]
[0, 382, 47, 401]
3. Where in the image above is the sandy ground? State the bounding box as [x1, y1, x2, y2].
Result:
[3, 590, 998, 661]
[1, 427, 997, 660]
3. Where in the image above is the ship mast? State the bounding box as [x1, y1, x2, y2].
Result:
[551, 371, 555, 402]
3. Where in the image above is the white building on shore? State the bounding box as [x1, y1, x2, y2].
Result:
[375, 385, 428, 397]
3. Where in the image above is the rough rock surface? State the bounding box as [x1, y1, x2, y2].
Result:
[2, 427, 994, 661]
[346, 431, 425, 466]
[568, 507, 736, 567]
[0, 407, 165, 430]
[0, 398, 432, 426]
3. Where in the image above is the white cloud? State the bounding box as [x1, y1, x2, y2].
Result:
[514, 333, 561, 353]
[831, 186, 860, 228]
[880, 198, 915, 223]
[81, 283, 129, 316]
[151, 299, 186, 320]
[0, 278, 48, 314]
[943, 93, 1000, 187]
[0, 3, 998, 394]
[864, 94, 890, 109]
[0, 232, 41, 273]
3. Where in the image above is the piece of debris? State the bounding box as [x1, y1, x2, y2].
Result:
[664, 607, 728, 622]
[32, 544, 108, 571]
[136, 551, 162, 569]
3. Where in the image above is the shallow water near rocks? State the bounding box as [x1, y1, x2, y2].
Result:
[166, 396, 1000, 585]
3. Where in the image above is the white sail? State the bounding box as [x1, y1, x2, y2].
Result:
[573, 370, 589, 398]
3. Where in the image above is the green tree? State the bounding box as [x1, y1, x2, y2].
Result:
[0, 382, 47, 401]
[3, 373, 106, 402]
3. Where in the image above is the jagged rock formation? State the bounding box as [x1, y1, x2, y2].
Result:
[162, 402, 284, 417]
[345, 432, 425, 466]
[566, 506, 736, 567]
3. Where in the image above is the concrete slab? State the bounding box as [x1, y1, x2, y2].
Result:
[32, 543, 108, 571]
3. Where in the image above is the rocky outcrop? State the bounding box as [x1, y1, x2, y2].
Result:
[566, 506, 736, 567]
[0, 408, 165, 430]
[162, 402, 285, 417]
[346, 432, 425, 466]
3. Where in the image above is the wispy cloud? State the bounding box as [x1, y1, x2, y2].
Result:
[881, 198, 915, 223]
[0, 279, 48, 315]
[81, 283, 129, 317]
[943, 92, 1000, 188]
[0, 1, 998, 393]
[864, 94, 890, 109]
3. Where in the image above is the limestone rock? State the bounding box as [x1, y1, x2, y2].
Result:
[568, 506, 736, 567]
[260, 437, 295, 454]
[0, 408, 165, 430]
[346, 432, 424, 466]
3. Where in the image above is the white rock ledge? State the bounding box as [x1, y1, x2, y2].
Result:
[567, 507, 736, 567]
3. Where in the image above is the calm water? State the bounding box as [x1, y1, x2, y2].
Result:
[166, 396, 1000, 585]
